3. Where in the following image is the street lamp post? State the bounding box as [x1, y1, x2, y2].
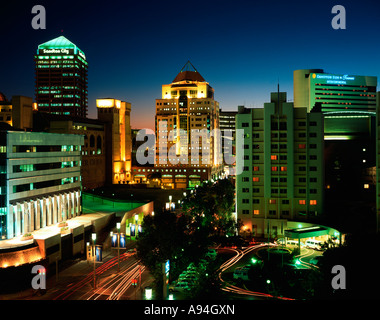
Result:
[92, 233, 97, 289]
[117, 222, 121, 272]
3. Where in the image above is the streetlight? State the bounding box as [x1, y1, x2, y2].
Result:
[145, 287, 153, 300]
[92, 233, 97, 289]
[117, 222, 121, 272]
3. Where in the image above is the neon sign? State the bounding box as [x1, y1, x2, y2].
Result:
[313, 73, 355, 85]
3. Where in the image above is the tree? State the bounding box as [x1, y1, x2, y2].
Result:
[136, 210, 190, 299]
[181, 178, 237, 241]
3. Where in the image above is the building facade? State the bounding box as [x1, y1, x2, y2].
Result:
[219, 109, 237, 176]
[236, 92, 324, 238]
[154, 61, 223, 189]
[0, 130, 83, 240]
[33, 112, 106, 190]
[96, 98, 132, 185]
[34, 36, 88, 118]
[0, 94, 35, 130]
[294, 69, 378, 232]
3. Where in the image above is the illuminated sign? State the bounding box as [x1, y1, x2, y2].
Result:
[165, 260, 170, 274]
[42, 48, 70, 55]
[313, 73, 355, 85]
[120, 233, 126, 248]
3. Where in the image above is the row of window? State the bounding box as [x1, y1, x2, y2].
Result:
[12, 161, 79, 173]
[241, 188, 318, 194]
[241, 121, 318, 128]
[12, 176, 80, 193]
[12, 145, 80, 153]
[241, 198, 317, 205]
[241, 208, 317, 215]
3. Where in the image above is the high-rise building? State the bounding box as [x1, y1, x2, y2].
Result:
[236, 92, 324, 238]
[34, 36, 88, 117]
[154, 61, 222, 189]
[294, 69, 378, 232]
[294, 69, 377, 140]
[0, 129, 83, 240]
[96, 98, 132, 185]
[219, 109, 237, 176]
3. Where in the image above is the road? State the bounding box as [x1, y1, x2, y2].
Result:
[217, 243, 322, 300]
[18, 248, 153, 300]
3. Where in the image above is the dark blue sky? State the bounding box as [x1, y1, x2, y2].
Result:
[1, 0, 379, 129]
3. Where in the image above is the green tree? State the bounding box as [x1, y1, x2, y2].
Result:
[182, 178, 237, 241]
[136, 210, 190, 299]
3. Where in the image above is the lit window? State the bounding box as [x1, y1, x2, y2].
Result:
[253, 210, 260, 215]
[299, 200, 306, 205]
[298, 144, 306, 149]
[252, 177, 259, 182]
[253, 166, 259, 171]
[310, 200, 317, 205]
[271, 166, 277, 171]
[280, 166, 287, 171]
[269, 199, 276, 204]
[271, 155, 277, 160]
[364, 184, 369, 189]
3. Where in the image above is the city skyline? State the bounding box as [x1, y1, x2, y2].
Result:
[1, 0, 380, 130]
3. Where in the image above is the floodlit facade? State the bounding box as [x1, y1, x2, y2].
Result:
[154, 61, 223, 189]
[34, 36, 88, 118]
[97, 98, 132, 185]
[0, 130, 84, 240]
[294, 69, 377, 140]
[0, 94, 35, 130]
[236, 92, 324, 238]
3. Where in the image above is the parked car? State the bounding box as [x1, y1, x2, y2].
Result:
[305, 239, 324, 251]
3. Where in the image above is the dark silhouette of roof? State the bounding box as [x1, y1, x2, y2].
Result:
[0, 92, 8, 102]
[172, 61, 206, 83]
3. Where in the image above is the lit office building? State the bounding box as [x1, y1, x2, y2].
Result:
[294, 69, 378, 231]
[0, 129, 83, 240]
[34, 36, 88, 117]
[96, 98, 132, 185]
[155, 61, 222, 189]
[294, 69, 377, 139]
[236, 92, 324, 238]
[219, 110, 237, 176]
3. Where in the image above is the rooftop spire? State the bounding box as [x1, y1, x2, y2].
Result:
[172, 61, 206, 83]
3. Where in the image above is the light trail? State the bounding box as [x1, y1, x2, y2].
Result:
[52, 251, 134, 300]
[218, 244, 295, 300]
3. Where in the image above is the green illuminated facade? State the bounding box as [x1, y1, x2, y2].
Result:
[34, 36, 88, 118]
[294, 69, 377, 140]
[294, 69, 378, 232]
[0, 130, 83, 240]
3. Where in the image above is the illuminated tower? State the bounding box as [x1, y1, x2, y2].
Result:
[155, 61, 222, 189]
[96, 98, 132, 185]
[34, 36, 88, 117]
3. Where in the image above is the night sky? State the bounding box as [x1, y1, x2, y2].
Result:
[1, 0, 379, 130]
